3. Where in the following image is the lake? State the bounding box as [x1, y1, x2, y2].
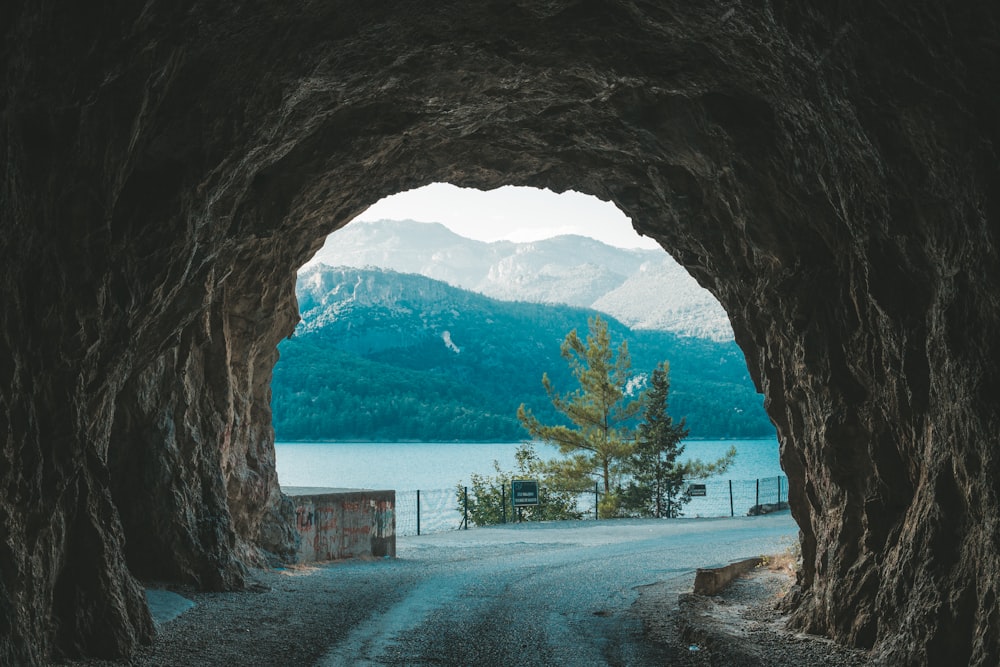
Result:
[274, 438, 783, 492]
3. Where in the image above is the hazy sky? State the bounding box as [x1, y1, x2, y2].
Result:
[352, 183, 662, 250]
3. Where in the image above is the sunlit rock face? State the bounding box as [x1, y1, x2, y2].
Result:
[1, 1, 997, 664]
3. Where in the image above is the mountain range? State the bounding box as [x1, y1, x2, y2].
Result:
[305, 219, 733, 341]
[272, 266, 774, 442]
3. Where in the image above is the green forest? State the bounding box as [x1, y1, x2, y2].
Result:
[270, 267, 776, 442]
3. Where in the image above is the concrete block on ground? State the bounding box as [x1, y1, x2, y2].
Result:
[285, 488, 396, 562]
[693, 557, 761, 595]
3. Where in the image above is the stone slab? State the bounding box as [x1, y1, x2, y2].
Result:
[693, 557, 762, 595]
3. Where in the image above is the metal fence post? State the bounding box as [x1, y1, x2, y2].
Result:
[729, 480, 734, 517]
[595, 481, 599, 519]
[463, 486, 469, 530]
[417, 489, 421, 536]
[756, 478, 760, 509]
[501, 483, 507, 524]
[778, 476, 782, 504]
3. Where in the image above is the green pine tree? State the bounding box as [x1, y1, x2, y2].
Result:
[517, 316, 641, 516]
[621, 362, 690, 517]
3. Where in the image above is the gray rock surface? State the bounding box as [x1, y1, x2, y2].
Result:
[2, 2, 998, 665]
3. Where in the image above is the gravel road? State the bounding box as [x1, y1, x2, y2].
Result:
[317, 513, 797, 665]
[57, 512, 797, 666]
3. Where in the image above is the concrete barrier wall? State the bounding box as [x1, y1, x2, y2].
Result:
[287, 489, 396, 562]
[692, 557, 761, 595]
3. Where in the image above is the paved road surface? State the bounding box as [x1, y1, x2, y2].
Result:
[315, 513, 797, 666]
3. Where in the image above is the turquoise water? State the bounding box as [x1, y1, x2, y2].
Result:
[274, 439, 782, 492]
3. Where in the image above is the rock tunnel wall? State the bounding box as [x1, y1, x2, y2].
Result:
[1, 1, 998, 664]
[107, 278, 298, 591]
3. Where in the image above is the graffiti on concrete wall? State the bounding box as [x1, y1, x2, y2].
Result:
[291, 491, 396, 563]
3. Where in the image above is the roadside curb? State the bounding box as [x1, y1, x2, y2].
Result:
[692, 557, 762, 595]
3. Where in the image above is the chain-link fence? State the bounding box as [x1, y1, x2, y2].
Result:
[682, 476, 788, 518]
[396, 489, 464, 536]
[395, 476, 789, 537]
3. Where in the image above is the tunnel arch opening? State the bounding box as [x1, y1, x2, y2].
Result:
[108, 66, 1000, 664]
[3, 3, 998, 665]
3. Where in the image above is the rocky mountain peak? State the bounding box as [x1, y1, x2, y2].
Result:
[306, 219, 734, 341]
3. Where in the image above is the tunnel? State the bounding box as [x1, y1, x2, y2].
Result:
[1, 2, 998, 664]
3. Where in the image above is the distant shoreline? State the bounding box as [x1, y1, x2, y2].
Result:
[275, 438, 784, 491]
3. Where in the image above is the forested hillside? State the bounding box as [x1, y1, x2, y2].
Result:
[271, 266, 775, 442]
[305, 219, 733, 340]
